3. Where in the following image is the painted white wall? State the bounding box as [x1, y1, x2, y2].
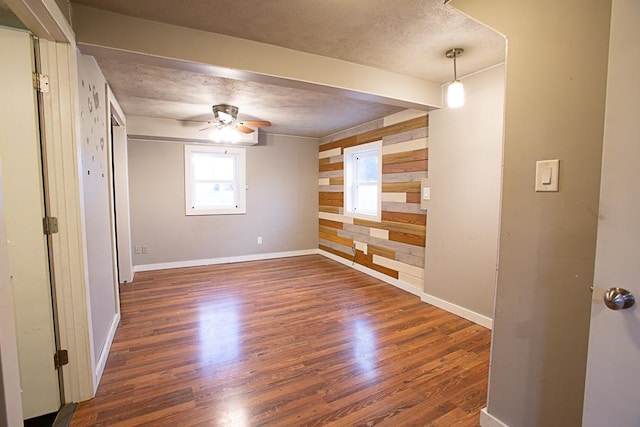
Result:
[128, 134, 318, 268]
[425, 64, 505, 320]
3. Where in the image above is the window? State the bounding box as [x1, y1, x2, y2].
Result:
[184, 145, 246, 215]
[344, 140, 382, 221]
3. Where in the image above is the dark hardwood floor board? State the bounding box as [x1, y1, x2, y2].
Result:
[313, 384, 426, 427]
[71, 255, 490, 426]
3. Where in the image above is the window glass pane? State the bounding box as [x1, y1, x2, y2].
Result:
[194, 182, 236, 207]
[356, 184, 378, 213]
[356, 155, 378, 183]
[185, 145, 246, 215]
[193, 154, 235, 181]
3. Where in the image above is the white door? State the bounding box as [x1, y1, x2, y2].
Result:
[0, 27, 61, 419]
[582, 0, 640, 425]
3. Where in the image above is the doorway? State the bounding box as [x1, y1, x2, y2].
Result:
[109, 103, 133, 285]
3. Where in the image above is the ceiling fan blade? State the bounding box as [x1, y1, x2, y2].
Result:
[236, 125, 255, 134]
[199, 124, 215, 132]
[239, 120, 271, 127]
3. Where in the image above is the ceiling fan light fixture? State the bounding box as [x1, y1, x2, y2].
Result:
[445, 48, 464, 108]
[212, 104, 239, 124]
[209, 126, 241, 143]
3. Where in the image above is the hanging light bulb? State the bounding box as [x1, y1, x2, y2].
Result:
[445, 48, 464, 108]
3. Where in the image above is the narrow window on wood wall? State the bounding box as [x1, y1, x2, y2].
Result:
[344, 140, 382, 221]
[184, 144, 246, 215]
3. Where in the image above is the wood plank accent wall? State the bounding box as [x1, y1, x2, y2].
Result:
[318, 115, 428, 290]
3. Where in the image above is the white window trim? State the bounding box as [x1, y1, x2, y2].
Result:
[344, 140, 382, 222]
[184, 144, 246, 215]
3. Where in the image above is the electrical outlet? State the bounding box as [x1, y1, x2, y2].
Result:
[142, 245, 149, 254]
[257, 236, 263, 245]
[134, 245, 141, 254]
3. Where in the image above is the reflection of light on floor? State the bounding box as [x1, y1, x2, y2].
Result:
[353, 319, 377, 380]
[219, 402, 249, 427]
[198, 299, 241, 365]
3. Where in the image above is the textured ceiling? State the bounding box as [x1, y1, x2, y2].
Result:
[95, 58, 404, 138]
[69, 0, 506, 138]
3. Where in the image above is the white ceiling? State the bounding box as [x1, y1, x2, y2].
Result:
[68, 0, 505, 138]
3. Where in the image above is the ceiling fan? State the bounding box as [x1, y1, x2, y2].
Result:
[200, 104, 271, 135]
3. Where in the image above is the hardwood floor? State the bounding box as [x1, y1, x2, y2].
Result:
[71, 255, 490, 426]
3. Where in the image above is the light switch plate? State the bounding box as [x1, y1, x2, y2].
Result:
[420, 178, 429, 210]
[535, 159, 560, 192]
[423, 187, 431, 200]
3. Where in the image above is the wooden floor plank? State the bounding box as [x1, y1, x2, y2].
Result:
[71, 255, 489, 426]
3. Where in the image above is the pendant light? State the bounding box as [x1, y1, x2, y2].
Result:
[446, 48, 464, 108]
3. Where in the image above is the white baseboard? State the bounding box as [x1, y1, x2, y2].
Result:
[93, 312, 120, 392]
[480, 408, 509, 427]
[318, 249, 492, 330]
[421, 292, 493, 329]
[133, 249, 318, 272]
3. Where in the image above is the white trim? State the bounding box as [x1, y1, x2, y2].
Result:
[421, 292, 493, 329]
[344, 140, 383, 222]
[480, 408, 510, 427]
[5, 0, 75, 43]
[184, 145, 247, 216]
[105, 84, 123, 313]
[134, 249, 318, 272]
[109, 89, 134, 284]
[318, 249, 492, 330]
[37, 40, 95, 402]
[93, 313, 119, 392]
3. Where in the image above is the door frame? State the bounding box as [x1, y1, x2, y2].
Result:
[33, 35, 66, 408]
[108, 89, 134, 285]
[36, 39, 96, 401]
[5, 0, 96, 405]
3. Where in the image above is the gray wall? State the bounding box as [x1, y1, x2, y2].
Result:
[454, 0, 611, 426]
[77, 54, 119, 366]
[425, 64, 505, 319]
[128, 134, 318, 266]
